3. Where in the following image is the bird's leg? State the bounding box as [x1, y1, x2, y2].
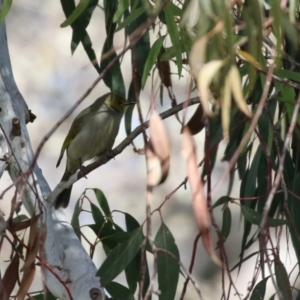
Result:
[105, 148, 116, 160]
[78, 158, 88, 179]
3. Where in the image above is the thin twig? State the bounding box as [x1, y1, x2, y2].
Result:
[260, 92, 300, 233]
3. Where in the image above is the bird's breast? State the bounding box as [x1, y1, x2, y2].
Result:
[67, 110, 122, 166]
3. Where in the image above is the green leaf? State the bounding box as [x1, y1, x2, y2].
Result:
[0, 0, 12, 24]
[124, 213, 142, 294]
[105, 281, 134, 300]
[125, 213, 140, 231]
[60, 0, 100, 72]
[221, 206, 231, 240]
[60, 0, 89, 27]
[241, 205, 289, 227]
[97, 227, 143, 286]
[212, 196, 231, 209]
[100, 0, 125, 94]
[141, 36, 166, 88]
[275, 259, 292, 300]
[71, 199, 82, 240]
[93, 189, 111, 219]
[124, 0, 150, 136]
[113, 0, 130, 22]
[250, 276, 270, 300]
[90, 202, 105, 226]
[116, 6, 147, 32]
[164, 3, 182, 76]
[13, 214, 29, 223]
[124, 255, 139, 295]
[100, 39, 125, 95]
[155, 223, 180, 300]
[276, 69, 300, 83]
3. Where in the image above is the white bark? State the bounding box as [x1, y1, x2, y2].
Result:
[0, 4, 105, 300]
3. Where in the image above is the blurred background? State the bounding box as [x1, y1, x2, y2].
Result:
[1, 1, 292, 299]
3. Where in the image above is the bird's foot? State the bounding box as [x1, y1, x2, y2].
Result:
[78, 165, 88, 179]
[105, 149, 116, 160]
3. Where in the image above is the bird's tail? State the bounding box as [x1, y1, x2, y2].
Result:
[54, 170, 73, 209]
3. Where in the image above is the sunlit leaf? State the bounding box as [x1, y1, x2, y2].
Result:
[113, 0, 130, 22]
[0, 0, 12, 24]
[197, 60, 224, 116]
[189, 35, 208, 79]
[116, 7, 146, 31]
[221, 74, 232, 142]
[228, 65, 252, 118]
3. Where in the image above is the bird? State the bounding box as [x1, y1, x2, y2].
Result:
[54, 92, 127, 209]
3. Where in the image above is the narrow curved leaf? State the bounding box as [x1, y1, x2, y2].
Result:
[164, 3, 182, 76]
[113, 0, 130, 22]
[250, 276, 270, 300]
[213, 196, 231, 209]
[197, 60, 224, 116]
[155, 223, 180, 300]
[100, 0, 125, 94]
[60, 0, 89, 27]
[105, 282, 135, 300]
[221, 206, 231, 240]
[141, 35, 166, 88]
[275, 259, 292, 300]
[71, 199, 82, 240]
[0, 0, 12, 24]
[241, 205, 289, 227]
[97, 227, 143, 286]
[116, 7, 146, 32]
[93, 189, 111, 219]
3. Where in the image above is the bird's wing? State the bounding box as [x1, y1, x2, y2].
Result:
[56, 94, 108, 168]
[56, 113, 86, 167]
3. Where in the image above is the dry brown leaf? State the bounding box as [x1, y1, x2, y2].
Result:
[221, 76, 232, 142]
[21, 215, 40, 272]
[9, 219, 31, 233]
[146, 143, 162, 187]
[196, 60, 224, 116]
[17, 263, 35, 300]
[182, 128, 221, 265]
[183, 104, 204, 135]
[158, 48, 172, 88]
[2, 253, 19, 300]
[228, 65, 252, 118]
[236, 49, 260, 68]
[146, 110, 171, 186]
[17, 214, 46, 300]
[189, 35, 208, 79]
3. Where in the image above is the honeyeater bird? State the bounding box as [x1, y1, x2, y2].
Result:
[54, 92, 127, 209]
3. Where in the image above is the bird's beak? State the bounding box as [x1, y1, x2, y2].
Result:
[125, 102, 135, 106]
